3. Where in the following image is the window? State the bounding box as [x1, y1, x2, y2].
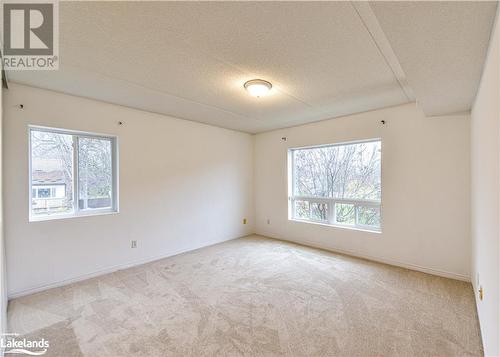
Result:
[29, 127, 118, 220]
[288, 139, 381, 231]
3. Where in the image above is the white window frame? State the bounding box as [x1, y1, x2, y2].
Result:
[288, 139, 382, 233]
[29, 126, 119, 222]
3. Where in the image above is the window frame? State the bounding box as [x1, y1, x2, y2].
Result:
[28, 125, 119, 222]
[287, 138, 382, 233]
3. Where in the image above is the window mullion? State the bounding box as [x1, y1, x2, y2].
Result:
[28, 129, 33, 219]
[112, 137, 117, 211]
[327, 200, 334, 225]
[73, 135, 79, 214]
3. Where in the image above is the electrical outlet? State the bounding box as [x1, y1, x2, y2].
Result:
[267, 219, 271, 224]
[243, 218, 247, 225]
[131, 240, 137, 248]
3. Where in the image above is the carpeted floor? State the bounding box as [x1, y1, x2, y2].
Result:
[8, 235, 482, 356]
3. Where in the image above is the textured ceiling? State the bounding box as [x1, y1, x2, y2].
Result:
[6, 1, 497, 133]
[371, 1, 498, 116]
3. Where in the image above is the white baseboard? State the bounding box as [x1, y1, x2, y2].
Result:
[9, 231, 470, 299]
[256, 231, 471, 282]
[8, 234, 242, 299]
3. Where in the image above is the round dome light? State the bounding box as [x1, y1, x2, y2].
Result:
[244, 79, 272, 97]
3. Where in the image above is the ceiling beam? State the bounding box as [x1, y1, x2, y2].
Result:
[351, 1, 414, 102]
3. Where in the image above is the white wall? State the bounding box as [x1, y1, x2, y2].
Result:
[0, 75, 6, 349]
[3, 83, 254, 297]
[471, 6, 500, 356]
[255, 103, 471, 281]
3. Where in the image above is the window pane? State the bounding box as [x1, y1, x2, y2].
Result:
[31, 130, 74, 216]
[357, 206, 381, 228]
[294, 200, 309, 220]
[293, 141, 381, 200]
[335, 203, 355, 225]
[78, 137, 113, 210]
[311, 202, 328, 222]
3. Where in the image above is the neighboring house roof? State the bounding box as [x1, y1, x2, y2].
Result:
[32, 170, 66, 185]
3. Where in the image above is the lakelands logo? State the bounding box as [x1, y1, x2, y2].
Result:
[2, 0, 59, 70]
[1, 333, 49, 355]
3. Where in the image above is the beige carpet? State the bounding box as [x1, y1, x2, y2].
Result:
[8, 235, 482, 356]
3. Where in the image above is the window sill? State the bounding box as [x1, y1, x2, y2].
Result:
[29, 209, 119, 222]
[289, 218, 381, 234]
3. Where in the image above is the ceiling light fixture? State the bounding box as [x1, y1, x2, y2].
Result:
[244, 79, 272, 97]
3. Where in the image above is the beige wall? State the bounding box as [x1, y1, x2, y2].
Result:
[471, 7, 500, 356]
[4, 83, 254, 297]
[255, 103, 471, 280]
